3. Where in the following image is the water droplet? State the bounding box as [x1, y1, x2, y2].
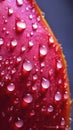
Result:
[32, 23, 38, 30]
[29, 14, 33, 19]
[15, 118, 23, 128]
[8, 8, 13, 16]
[16, 20, 26, 32]
[28, 41, 34, 47]
[0, 38, 4, 46]
[33, 74, 38, 81]
[11, 68, 16, 74]
[11, 39, 18, 48]
[16, 0, 23, 6]
[61, 117, 65, 126]
[64, 91, 69, 100]
[41, 62, 45, 67]
[7, 83, 15, 92]
[58, 79, 62, 84]
[55, 91, 62, 101]
[21, 46, 26, 53]
[16, 56, 22, 63]
[49, 36, 54, 44]
[32, 85, 37, 91]
[23, 60, 33, 72]
[37, 16, 41, 22]
[57, 60, 62, 69]
[42, 78, 50, 89]
[47, 105, 53, 113]
[23, 94, 33, 105]
[40, 45, 48, 57]
[0, 56, 3, 61]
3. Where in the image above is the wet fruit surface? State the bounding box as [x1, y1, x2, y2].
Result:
[0, 0, 71, 129]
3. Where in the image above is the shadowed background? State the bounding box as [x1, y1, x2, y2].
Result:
[37, 0, 73, 129]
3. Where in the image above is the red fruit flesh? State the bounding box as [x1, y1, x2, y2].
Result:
[0, 0, 71, 130]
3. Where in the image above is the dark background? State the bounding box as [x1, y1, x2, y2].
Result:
[37, 0, 73, 129]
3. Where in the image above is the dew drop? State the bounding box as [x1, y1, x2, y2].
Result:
[40, 45, 48, 57]
[33, 74, 38, 81]
[11, 39, 18, 48]
[16, 20, 26, 32]
[47, 105, 53, 113]
[23, 60, 33, 72]
[7, 83, 15, 92]
[0, 56, 3, 61]
[8, 8, 13, 16]
[55, 91, 62, 101]
[28, 41, 34, 47]
[64, 91, 69, 100]
[16, 56, 22, 63]
[49, 36, 54, 44]
[0, 38, 4, 46]
[15, 118, 23, 128]
[57, 60, 62, 69]
[32, 85, 37, 91]
[16, 0, 23, 6]
[21, 46, 26, 53]
[32, 23, 38, 30]
[42, 78, 50, 89]
[23, 94, 33, 104]
[29, 14, 33, 20]
[61, 117, 65, 126]
[41, 62, 45, 67]
[37, 16, 41, 22]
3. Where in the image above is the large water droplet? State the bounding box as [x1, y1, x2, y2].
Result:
[16, 20, 26, 32]
[40, 45, 48, 57]
[0, 38, 4, 46]
[55, 91, 62, 101]
[7, 83, 15, 92]
[42, 78, 50, 89]
[23, 94, 33, 105]
[16, 0, 23, 6]
[23, 60, 33, 72]
[11, 39, 18, 48]
[15, 118, 23, 128]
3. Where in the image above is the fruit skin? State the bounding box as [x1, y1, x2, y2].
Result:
[0, 0, 71, 130]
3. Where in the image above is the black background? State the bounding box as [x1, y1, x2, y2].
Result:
[37, 0, 73, 129]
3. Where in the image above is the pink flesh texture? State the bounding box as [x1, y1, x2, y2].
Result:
[0, 0, 71, 130]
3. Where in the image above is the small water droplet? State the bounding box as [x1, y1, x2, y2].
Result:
[15, 118, 23, 128]
[49, 36, 54, 45]
[21, 46, 26, 53]
[32, 85, 37, 91]
[33, 74, 38, 81]
[23, 60, 33, 72]
[37, 16, 41, 22]
[42, 78, 50, 89]
[32, 23, 38, 30]
[57, 60, 62, 69]
[16, 56, 22, 63]
[0, 56, 3, 61]
[16, 20, 26, 32]
[55, 91, 62, 101]
[41, 62, 45, 67]
[40, 45, 48, 57]
[11, 39, 18, 48]
[61, 117, 65, 126]
[28, 41, 34, 47]
[29, 14, 33, 19]
[47, 105, 53, 113]
[8, 8, 13, 16]
[23, 94, 33, 105]
[7, 83, 15, 92]
[58, 79, 62, 84]
[0, 38, 4, 46]
[16, 0, 23, 6]
[64, 91, 69, 100]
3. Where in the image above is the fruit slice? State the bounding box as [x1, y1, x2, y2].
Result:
[0, 0, 71, 129]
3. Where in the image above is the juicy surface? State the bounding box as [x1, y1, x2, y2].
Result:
[0, 0, 71, 130]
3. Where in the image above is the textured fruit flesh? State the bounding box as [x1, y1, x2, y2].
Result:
[0, 0, 71, 130]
